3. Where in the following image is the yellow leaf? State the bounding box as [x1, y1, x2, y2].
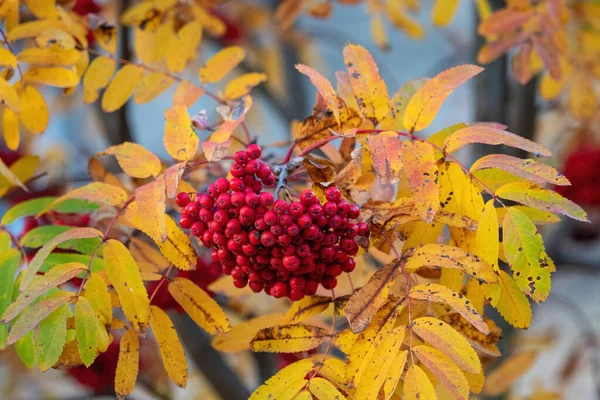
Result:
[413, 345, 469, 400]
[4, 262, 86, 322]
[483, 270, 532, 329]
[19, 85, 49, 134]
[37, 182, 128, 217]
[149, 305, 188, 388]
[75, 296, 99, 367]
[87, 157, 126, 189]
[99, 142, 161, 179]
[502, 207, 554, 302]
[343, 44, 389, 121]
[382, 349, 409, 399]
[0, 77, 20, 112]
[166, 22, 202, 73]
[83, 56, 116, 104]
[495, 206, 560, 226]
[0, 47, 17, 69]
[3, 107, 19, 150]
[355, 326, 405, 400]
[482, 350, 538, 396]
[0, 155, 39, 197]
[402, 140, 439, 223]
[432, 0, 460, 26]
[413, 317, 481, 373]
[23, 67, 80, 88]
[410, 283, 489, 334]
[404, 65, 483, 132]
[104, 240, 150, 333]
[199, 46, 245, 84]
[24, 0, 58, 19]
[168, 277, 231, 335]
[17, 47, 80, 66]
[173, 80, 204, 108]
[102, 65, 145, 112]
[155, 216, 196, 270]
[93, 24, 117, 55]
[84, 272, 112, 327]
[404, 365, 437, 400]
[6, 291, 75, 345]
[497, 182, 587, 222]
[249, 358, 317, 399]
[569, 73, 596, 119]
[225, 72, 267, 99]
[282, 295, 332, 324]
[133, 71, 174, 104]
[406, 244, 498, 284]
[296, 64, 346, 126]
[471, 154, 569, 187]
[115, 329, 139, 397]
[164, 105, 199, 161]
[212, 313, 283, 352]
[540, 72, 566, 100]
[344, 261, 401, 333]
[366, 131, 404, 184]
[19, 227, 103, 291]
[371, 14, 389, 51]
[309, 377, 346, 400]
[8, 19, 69, 42]
[250, 324, 330, 353]
[476, 200, 499, 271]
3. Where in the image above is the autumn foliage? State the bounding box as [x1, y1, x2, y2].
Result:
[0, 0, 591, 399]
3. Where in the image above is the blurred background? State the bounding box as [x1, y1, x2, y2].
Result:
[1, 0, 599, 399]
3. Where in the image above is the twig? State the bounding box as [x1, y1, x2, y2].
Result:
[149, 264, 174, 304]
[0, 28, 24, 82]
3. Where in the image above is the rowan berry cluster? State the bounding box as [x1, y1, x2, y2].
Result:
[176, 144, 369, 301]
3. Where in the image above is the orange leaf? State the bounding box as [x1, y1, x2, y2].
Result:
[343, 44, 389, 122]
[366, 131, 403, 184]
[471, 154, 569, 186]
[404, 65, 483, 132]
[173, 80, 204, 108]
[296, 64, 346, 126]
[402, 140, 439, 223]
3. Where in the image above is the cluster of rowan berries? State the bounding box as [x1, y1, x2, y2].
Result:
[176, 144, 369, 301]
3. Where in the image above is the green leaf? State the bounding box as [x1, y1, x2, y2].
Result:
[1, 197, 99, 225]
[0, 231, 11, 252]
[75, 296, 99, 367]
[3, 263, 86, 323]
[15, 330, 35, 368]
[496, 182, 588, 222]
[0, 249, 20, 349]
[6, 291, 75, 345]
[20, 226, 103, 255]
[36, 303, 69, 371]
[503, 208, 554, 303]
[41, 253, 104, 274]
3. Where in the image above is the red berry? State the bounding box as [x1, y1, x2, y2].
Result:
[263, 210, 278, 226]
[198, 194, 215, 209]
[320, 247, 335, 261]
[323, 201, 337, 217]
[239, 206, 256, 226]
[302, 225, 320, 240]
[215, 177, 230, 193]
[183, 203, 200, 220]
[289, 289, 304, 301]
[246, 144, 262, 159]
[286, 223, 300, 237]
[283, 255, 300, 271]
[334, 249, 348, 263]
[206, 184, 217, 198]
[323, 232, 338, 247]
[190, 221, 207, 237]
[271, 282, 289, 298]
[270, 224, 284, 235]
[257, 163, 272, 179]
[357, 221, 370, 236]
[199, 208, 214, 223]
[213, 209, 229, 224]
[277, 234, 292, 246]
[325, 186, 341, 202]
[209, 221, 225, 233]
[213, 232, 227, 247]
[342, 258, 356, 272]
[295, 243, 311, 257]
[230, 163, 246, 177]
[290, 276, 306, 290]
[211, 250, 220, 262]
[322, 275, 337, 290]
[259, 192, 274, 207]
[296, 214, 312, 228]
[252, 181, 263, 193]
[234, 151, 249, 164]
[261, 269, 276, 281]
[273, 199, 288, 214]
[249, 280, 264, 293]
[288, 202, 305, 218]
[242, 243, 258, 256]
[217, 193, 232, 209]
[245, 159, 261, 174]
[300, 190, 317, 206]
[260, 231, 276, 247]
[233, 278, 248, 288]
[347, 224, 359, 237]
[340, 237, 356, 252]
[263, 174, 276, 187]
[179, 216, 192, 229]
[176, 192, 191, 207]
[327, 263, 342, 277]
[328, 215, 342, 229]
[229, 178, 245, 192]
[307, 203, 323, 219]
[304, 280, 318, 295]
[231, 192, 246, 207]
[202, 230, 214, 246]
[254, 217, 268, 231]
[231, 266, 245, 280]
[279, 214, 293, 226]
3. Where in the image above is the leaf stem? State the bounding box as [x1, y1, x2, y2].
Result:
[0, 28, 24, 83]
[0, 225, 28, 269]
[149, 264, 174, 304]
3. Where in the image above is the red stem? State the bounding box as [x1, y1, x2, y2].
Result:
[149, 264, 174, 304]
